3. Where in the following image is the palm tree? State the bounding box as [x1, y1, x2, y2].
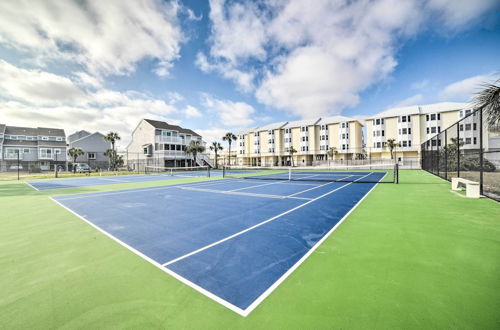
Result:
[326, 146, 338, 166]
[186, 140, 206, 166]
[104, 132, 121, 153]
[386, 139, 400, 160]
[209, 142, 223, 168]
[289, 146, 297, 167]
[104, 149, 116, 170]
[68, 147, 84, 173]
[473, 79, 500, 126]
[222, 132, 237, 165]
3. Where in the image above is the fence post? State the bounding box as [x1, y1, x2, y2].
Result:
[436, 137, 440, 177]
[479, 108, 484, 195]
[444, 130, 448, 180]
[457, 124, 460, 178]
[17, 150, 20, 181]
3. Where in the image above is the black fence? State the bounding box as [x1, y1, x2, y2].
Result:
[421, 107, 500, 201]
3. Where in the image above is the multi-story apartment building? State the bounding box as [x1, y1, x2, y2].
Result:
[0, 124, 67, 171]
[236, 116, 364, 166]
[127, 119, 209, 169]
[365, 102, 471, 161]
[68, 130, 111, 169]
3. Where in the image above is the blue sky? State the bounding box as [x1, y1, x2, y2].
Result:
[0, 0, 498, 146]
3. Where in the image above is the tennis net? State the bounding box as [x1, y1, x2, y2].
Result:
[223, 164, 398, 183]
[145, 166, 210, 177]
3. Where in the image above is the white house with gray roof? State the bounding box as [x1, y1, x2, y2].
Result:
[0, 124, 67, 172]
[127, 119, 210, 170]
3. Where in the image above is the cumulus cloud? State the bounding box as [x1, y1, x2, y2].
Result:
[0, 61, 188, 147]
[184, 105, 203, 118]
[0, 0, 183, 77]
[439, 74, 496, 101]
[199, 0, 498, 118]
[393, 94, 424, 107]
[202, 94, 255, 126]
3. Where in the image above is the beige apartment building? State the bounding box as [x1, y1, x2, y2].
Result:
[236, 116, 364, 167]
[365, 102, 472, 161]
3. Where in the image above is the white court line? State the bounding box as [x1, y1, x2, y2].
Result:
[243, 174, 381, 316]
[24, 181, 40, 191]
[229, 181, 290, 192]
[49, 196, 248, 317]
[178, 186, 312, 201]
[286, 174, 355, 197]
[98, 178, 130, 182]
[162, 175, 373, 267]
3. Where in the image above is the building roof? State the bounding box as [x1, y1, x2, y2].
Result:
[256, 121, 289, 131]
[68, 130, 91, 143]
[366, 102, 470, 120]
[69, 131, 106, 145]
[318, 115, 364, 126]
[38, 141, 67, 147]
[283, 118, 322, 128]
[144, 119, 201, 137]
[0, 124, 6, 134]
[2, 140, 39, 147]
[3, 126, 66, 137]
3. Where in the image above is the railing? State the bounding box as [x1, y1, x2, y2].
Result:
[4, 154, 23, 160]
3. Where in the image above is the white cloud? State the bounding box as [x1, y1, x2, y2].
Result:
[411, 79, 429, 90]
[439, 74, 495, 101]
[0, 61, 183, 147]
[184, 105, 203, 118]
[195, 128, 230, 146]
[0, 60, 86, 106]
[202, 94, 255, 127]
[0, 0, 183, 77]
[393, 94, 424, 107]
[199, 0, 497, 118]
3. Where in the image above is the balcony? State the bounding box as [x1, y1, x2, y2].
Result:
[155, 150, 189, 159]
[155, 136, 187, 144]
[4, 153, 23, 160]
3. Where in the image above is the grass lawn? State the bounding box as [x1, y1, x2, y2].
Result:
[0, 170, 499, 328]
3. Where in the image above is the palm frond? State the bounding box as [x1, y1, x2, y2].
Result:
[473, 79, 500, 126]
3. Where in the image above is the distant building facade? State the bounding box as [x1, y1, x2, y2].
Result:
[127, 119, 210, 170]
[0, 124, 66, 171]
[67, 130, 111, 169]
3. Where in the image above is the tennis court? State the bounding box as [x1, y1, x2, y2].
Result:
[51, 170, 387, 316]
[27, 166, 219, 190]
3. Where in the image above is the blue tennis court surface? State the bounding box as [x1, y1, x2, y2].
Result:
[52, 172, 384, 316]
[27, 170, 223, 190]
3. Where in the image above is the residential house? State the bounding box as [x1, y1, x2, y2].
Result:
[127, 119, 210, 170]
[68, 130, 111, 169]
[0, 124, 67, 171]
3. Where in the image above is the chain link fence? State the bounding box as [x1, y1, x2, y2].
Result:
[421, 107, 500, 201]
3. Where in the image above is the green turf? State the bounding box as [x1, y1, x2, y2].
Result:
[0, 170, 499, 328]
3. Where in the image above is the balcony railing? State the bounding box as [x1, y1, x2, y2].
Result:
[4, 154, 23, 160]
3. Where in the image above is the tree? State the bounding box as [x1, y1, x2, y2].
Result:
[209, 142, 223, 168]
[473, 79, 500, 126]
[222, 132, 237, 165]
[186, 140, 206, 167]
[104, 132, 121, 152]
[386, 139, 400, 160]
[289, 146, 297, 167]
[68, 147, 84, 173]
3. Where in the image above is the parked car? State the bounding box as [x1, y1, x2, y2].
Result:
[73, 163, 91, 173]
[9, 165, 23, 170]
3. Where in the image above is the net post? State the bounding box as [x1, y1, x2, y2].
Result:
[444, 129, 448, 180]
[479, 107, 483, 195]
[395, 163, 399, 184]
[208, 166, 211, 178]
[288, 168, 291, 181]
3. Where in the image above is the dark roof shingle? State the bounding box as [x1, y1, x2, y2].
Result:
[144, 119, 201, 137]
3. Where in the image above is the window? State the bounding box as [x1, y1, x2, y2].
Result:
[431, 127, 436, 134]
[426, 115, 429, 121]
[42, 136, 49, 141]
[402, 141, 407, 147]
[409, 140, 412, 147]
[430, 114, 436, 120]
[402, 128, 407, 135]
[87, 152, 96, 160]
[431, 140, 437, 146]
[465, 138, 471, 144]
[437, 113, 441, 120]
[376, 142, 381, 148]
[426, 127, 429, 134]
[381, 119, 384, 124]
[402, 116, 407, 123]
[54, 149, 61, 155]
[465, 124, 471, 131]
[341, 134, 345, 139]
[376, 119, 380, 125]
[23, 149, 30, 153]
[143, 147, 148, 154]
[465, 109, 471, 116]
[408, 128, 412, 134]
[473, 123, 477, 130]
[459, 124, 464, 131]
[39, 148, 52, 158]
[381, 130, 384, 137]
[473, 137, 477, 144]
[56, 137, 63, 141]
[373, 131, 376, 137]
